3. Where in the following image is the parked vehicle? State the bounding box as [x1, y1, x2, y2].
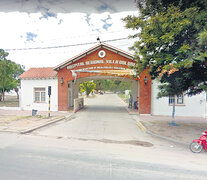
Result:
[190, 131, 207, 153]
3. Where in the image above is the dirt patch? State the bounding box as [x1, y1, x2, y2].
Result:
[0, 115, 64, 132]
[141, 120, 207, 144]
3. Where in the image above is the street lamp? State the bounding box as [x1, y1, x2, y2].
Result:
[144, 76, 148, 85]
[60, 77, 63, 85]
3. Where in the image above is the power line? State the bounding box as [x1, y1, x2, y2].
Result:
[42, 30, 124, 42]
[8, 42, 133, 56]
[4, 37, 129, 51]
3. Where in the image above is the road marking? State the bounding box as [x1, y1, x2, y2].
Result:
[137, 121, 146, 133]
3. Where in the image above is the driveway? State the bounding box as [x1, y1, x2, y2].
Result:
[35, 93, 147, 142]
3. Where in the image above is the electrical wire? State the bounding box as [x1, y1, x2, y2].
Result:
[4, 37, 129, 51]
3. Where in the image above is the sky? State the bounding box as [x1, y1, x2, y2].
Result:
[0, 0, 139, 70]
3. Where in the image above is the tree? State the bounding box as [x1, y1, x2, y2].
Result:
[0, 49, 25, 101]
[157, 71, 186, 124]
[94, 80, 113, 92]
[79, 83, 85, 95]
[93, 80, 105, 91]
[81, 81, 96, 97]
[123, 1, 207, 96]
[135, 0, 207, 16]
[0, 59, 14, 101]
[93, 79, 131, 93]
[118, 81, 131, 92]
[12, 62, 25, 99]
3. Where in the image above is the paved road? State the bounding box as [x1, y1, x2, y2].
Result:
[0, 133, 207, 180]
[0, 94, 207, 179]
[35, 94, 150, 143]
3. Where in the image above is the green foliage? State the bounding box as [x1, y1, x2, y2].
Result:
[157, 72, 185, 98]
[79, 81, 96, 96]
[123, 1, 207, 97]
[118, 82, 131, 92]
[94, 80, 111, 91]
[135, 0, 207, 16]
[79, 83, 85, 95]
[93, 79, 131, 92]
[0, 49, 25, 101]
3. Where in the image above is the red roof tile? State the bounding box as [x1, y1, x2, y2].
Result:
[19, 67, 57, 79]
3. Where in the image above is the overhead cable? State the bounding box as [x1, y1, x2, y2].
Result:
[4, 37, 129, 51]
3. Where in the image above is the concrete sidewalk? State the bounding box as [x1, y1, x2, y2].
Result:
[136, 115, 207, 145]
[0, 109, 70, 116]
[0, 109, 72, 133]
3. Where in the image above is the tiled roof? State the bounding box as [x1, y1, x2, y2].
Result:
[18, 67, 57, 79]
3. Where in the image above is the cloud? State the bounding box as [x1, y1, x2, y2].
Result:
[101, 14, 112, 30]
[0, 8, 139, 69]
[85, 14, 92, 27]
[38, 7, 57, 19]
[85, 12, 113, 33]
[25, 32, 37, 42]
[98, 4, 109, 11]
[96, 1, 116, 13]
[58, 19, 63, 24]
[0, 0, 137, 14]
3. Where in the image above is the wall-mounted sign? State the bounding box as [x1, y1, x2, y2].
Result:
[71, 69, 136, 77]
[67, 60, 136, 70]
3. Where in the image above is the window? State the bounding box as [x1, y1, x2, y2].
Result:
[177, 94, 184, 104]
[34, 88, 46, 103]
[169, 94, 184, 105]
[169, 96, 175, 105]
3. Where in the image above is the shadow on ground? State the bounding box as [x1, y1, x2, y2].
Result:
[83, 105, 127, 113]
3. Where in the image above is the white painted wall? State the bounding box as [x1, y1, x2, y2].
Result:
[19, 78, 58, 111]
[151, 80, 207, 117]
[131, 80, 139, 104]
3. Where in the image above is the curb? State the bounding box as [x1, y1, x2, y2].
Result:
[0, 130, 20, 133]
[132, 115, 188, 146]
[136, 121, 146, 133]
[20, 114, 73, 134]
[74, 106, 86, 113]
[124, 107, 139, 115]
[146, 129, 188, 146]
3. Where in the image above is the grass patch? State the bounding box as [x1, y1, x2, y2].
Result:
[0, 95, 19, 107]
[0, 115, 31, 122]
[117, 93, 130, 103]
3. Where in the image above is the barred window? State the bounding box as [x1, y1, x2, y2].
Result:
[169, 94, 184, 105]
[34, 88, 46, 103]
[169, 96, 175, 105]
[177, 94, 184, 104]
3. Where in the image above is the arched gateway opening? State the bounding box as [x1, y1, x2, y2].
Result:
[54, 43, 151, 114]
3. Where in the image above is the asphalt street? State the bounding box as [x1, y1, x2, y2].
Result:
[0, 93, 207, 180]
[0, 134, 207, 180]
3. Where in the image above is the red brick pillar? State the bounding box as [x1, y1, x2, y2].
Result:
[139, 69, 151, 114]
[57, 68, 73, 111]
[58, 76, 68, 111]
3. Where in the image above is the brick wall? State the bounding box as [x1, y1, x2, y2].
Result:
[139, 69, 151, 114]
[57, 47, 151, 114]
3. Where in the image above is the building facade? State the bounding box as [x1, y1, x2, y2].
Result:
[19, 44, 207, 117]
[19, 68, 58, 111]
